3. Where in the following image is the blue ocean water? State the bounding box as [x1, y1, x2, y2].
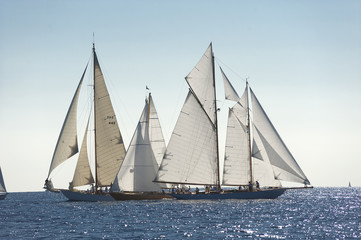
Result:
[0, 188, 360, 239]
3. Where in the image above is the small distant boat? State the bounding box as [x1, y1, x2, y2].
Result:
[154, 43, 311, 200]
[110, 92, 173, 201]
[44, 44, 126, 201]
[348, 182, 352, 187]
[0, 167, 7, 200]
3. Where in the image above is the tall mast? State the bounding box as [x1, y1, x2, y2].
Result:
[147, 92, 151, 131]
[246, 80, 253, 185]
[211, 43, 221, 190]
[93, 43, 99, 191]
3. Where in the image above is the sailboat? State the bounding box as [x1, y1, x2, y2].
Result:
[44, 44, 126, 201]
[154, 43, 311, 200]
[348, 182, 352, 187]
[110, 92, 173, 200]
[0, 167, 7, 200]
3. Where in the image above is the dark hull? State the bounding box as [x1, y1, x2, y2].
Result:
[61, 190, 115, 202]
[169, 188, 287, 200]
[0, 192, 7, 200]
[110, 192, 174, 201]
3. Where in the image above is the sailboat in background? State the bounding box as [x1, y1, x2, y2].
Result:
[154, 43, 311, 200]
[111, 92, 172, 200]
[45, 44, 126, 201]
[0, 167, 7, 200]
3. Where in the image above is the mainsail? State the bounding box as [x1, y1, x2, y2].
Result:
[148, 95, 167, 166]
[93, 49, 126, 187]
[0, 167, 6, 193]
[154, 43, 220, 186]
[113, 93, 165, 192]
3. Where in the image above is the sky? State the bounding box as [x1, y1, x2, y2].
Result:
[0, 0, 360, 192]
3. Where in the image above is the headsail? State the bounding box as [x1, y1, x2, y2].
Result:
[71, 118, 94, 188]
[250, 88, 310, 185]
[221, 68, 307, 187]
[93, 49, 126, 187]
[0, 167, 6, 193]
[220, 67, 240, 102]
[47, 64, 88, 178]
[113, 95, 164, 192]
[155, 44, 219, 186]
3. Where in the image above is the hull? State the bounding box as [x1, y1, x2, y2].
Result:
[61, 190, 115, 202]
[0, 192, 7, 200]
[168, 188, 287, 200]
[110, 192, 174, 201]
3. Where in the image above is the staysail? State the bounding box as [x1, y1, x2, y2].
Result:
[93, 50, 126, 187]
[0, 167, 6, 193]
[71, 118, 94, 188]
[47, 65, 88, 178]
[113, 94, 164, 192]
[154, 44, 219, 186]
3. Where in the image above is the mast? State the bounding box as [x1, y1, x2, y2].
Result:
[211, 43, 221, 190]
[246, 80, 253, 186]
[93, 43, 99, 191]
[147, 92, 151, 131]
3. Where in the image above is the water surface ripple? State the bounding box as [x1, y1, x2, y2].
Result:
[0, 188, 360, 239]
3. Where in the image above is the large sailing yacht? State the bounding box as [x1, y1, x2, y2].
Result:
[154, 43, 310, 200]
[44, 44, 126, 201]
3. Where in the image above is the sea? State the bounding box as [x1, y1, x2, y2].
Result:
[0, 188, 360, 239]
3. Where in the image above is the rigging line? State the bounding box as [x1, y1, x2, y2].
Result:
[214, 57, 248, 83]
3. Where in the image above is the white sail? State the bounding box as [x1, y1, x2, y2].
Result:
[221, 69, 253, 186]
[252, 125, 282, 187]
[223, 102, 251, 185]
[113, 97, 163, 192]
[155, 44, 219, 186]
[185, 43, 216, 124]
[220, 67, 240, 102]
[154, 91, 218, 185]
[93, 51, 126, 186]
[71, 119, 94, 188]
[148, 94, 166, 166]
[0, 167, 6, 193]
[47, 65, 87, 177]
[250, 88, 310, 185]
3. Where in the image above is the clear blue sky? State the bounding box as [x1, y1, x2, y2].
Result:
[1, 0, 360, 192]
